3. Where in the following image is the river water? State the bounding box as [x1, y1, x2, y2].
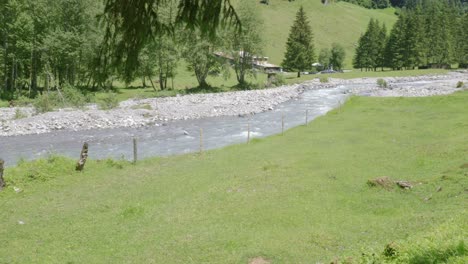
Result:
[0, 86, 350, 166]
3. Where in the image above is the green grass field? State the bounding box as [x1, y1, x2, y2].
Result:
[1, 91, 467, 263]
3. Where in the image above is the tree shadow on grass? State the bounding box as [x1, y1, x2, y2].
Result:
[185, 85, 227, 94]
[407, 240, 466, 264]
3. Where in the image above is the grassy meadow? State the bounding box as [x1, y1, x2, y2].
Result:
[1, 91, 467, 263]
[257, 0, 397, 66]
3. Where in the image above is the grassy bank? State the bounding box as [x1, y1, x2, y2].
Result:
[1, 92, 467, 263]
[258, 0, 397, 67]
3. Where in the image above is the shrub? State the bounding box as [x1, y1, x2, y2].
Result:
[456, 81, 464, 88]
[61, 84, 89, 108]
[266, 73, 286, 87]
[377, 78, 388, 88]
[33, 93, 60, 113]
[14, 109, 27, 120]
[98, 93, 119, 110]
[319, 76, 329, 83]
[16, 96, 33, 106]
[32, 85, 89, 113]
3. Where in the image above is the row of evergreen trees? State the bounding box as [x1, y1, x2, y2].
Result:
[339, 0, 392, 9]
[353, 0, 468, 71]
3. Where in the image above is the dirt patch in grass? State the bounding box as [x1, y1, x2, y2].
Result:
[460, 163, 468, 169]
[368, 177, 417, 190]
[249, 257, 270, 264]
[367, 176, 394, 190]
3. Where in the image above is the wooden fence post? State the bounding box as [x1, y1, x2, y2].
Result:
[247, 123, 250, 144]
[133, 137, 138, 164]
[75, 142, 88, 171]
[0, 159, 5, 191]
[199, 128, 203, 154]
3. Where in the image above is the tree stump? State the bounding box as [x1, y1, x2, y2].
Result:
[0, 159, 5, 190]
[75, 142, 89, 171]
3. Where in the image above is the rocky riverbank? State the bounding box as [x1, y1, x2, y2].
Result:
[0, 71, 466, 137]
[0, 84, 305, 136]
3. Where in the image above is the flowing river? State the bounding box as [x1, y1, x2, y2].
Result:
[0, 85, 353, 165]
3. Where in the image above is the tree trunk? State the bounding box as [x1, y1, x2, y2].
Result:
[0, 159, 5, 191]
[75, 142, 89, 171]
[297, 71, 301, 78]
[142, 76, 146, 88]
[147, 75, 157, 91]
[29, 37, 34, 97]
[11, 56, 15, 94]
[3, 40, 7, 93]
[159, 70, 165, 90]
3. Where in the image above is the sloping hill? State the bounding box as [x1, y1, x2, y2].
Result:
[256, 0, 397, 67]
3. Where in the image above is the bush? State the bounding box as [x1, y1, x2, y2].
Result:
[61, 84, 89, 108]
[33, 93, 60, 113]
[32, 85, 89, 113]
[98, 93, 119, 110]
[319, 76, 329, 83]
[377, 78, 388, 88]
[266, 73, 286, 87]
[16, 96, 33, 106]
[456, 81, 464, 88]
[14, 109, 27, 120]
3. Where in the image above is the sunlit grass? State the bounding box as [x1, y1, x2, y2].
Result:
[1, 91, 466, 263]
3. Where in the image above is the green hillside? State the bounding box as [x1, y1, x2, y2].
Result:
[256, 0, 397, 67]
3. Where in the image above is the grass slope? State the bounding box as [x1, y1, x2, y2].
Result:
[1, 92, 467, 263]
[258, 0, 397, 66]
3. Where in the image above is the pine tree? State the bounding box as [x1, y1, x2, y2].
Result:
[460, 13, 468, 67]
[353, 33, 366, 71]
[424, 1, 453, 67]
[282, 6, 315, 78]
[377, 23, 387, 71]
[402, 10, 424, 69]
[385, 15, 406, 70]
[354, 19, 382, 71]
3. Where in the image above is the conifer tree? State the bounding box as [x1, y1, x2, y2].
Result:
[424, 1, 453, 67]
[402, 10, 424, 69]
[282, 6, 315, 77]
[353, 19, 382, 71]
[353, 33, 366, 71]
[460, 13, 468, 67]
[368, 19, 383, 71]
[385, 16, 406, 70]
[377, 23, 387, 71]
